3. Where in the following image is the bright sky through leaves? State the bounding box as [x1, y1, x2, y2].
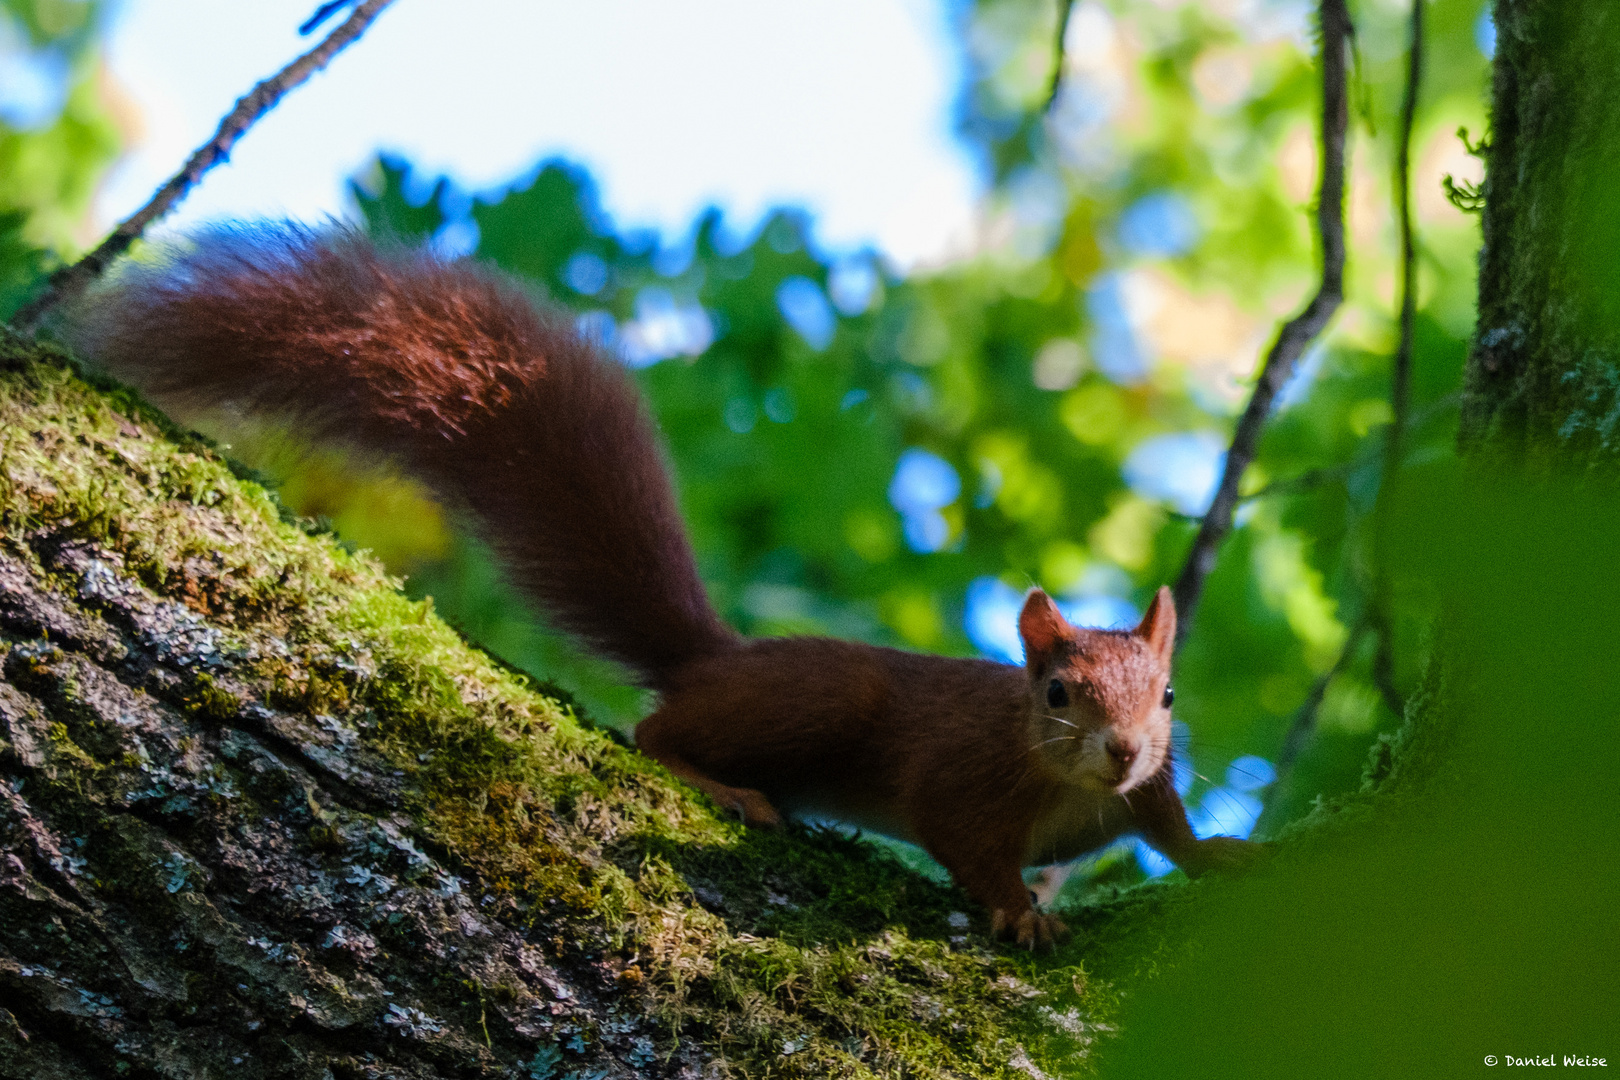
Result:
[96, 0, 982, 266]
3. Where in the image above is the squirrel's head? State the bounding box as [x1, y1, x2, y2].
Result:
[1018, 585, 1176, 794]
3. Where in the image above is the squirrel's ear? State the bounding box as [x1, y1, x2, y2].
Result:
[1133, 585, 1176, 665]
[1019, 589, 1074, 669]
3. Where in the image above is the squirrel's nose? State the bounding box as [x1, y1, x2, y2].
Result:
[1105, 738, 1139, 767]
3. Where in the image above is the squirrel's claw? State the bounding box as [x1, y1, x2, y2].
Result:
[991, 909, 1070, 952]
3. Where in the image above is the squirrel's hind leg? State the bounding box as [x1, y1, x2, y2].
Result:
[634, 723, 783, 828]
[657, 755, 783, 828]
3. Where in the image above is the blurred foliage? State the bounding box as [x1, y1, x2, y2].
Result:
[3, 0, 1498, 890]
[1096, 465, 1620, 1077]
[0, 0, 122, 316]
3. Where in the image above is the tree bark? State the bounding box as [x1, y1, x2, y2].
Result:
[1464, 2, 1620, 467]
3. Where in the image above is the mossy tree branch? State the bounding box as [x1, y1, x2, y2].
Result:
[0, 335, 1125, 1079]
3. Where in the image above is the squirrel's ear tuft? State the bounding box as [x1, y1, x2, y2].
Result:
[1133, 585, 1176, 665]
[1019, 590, 1074, 669]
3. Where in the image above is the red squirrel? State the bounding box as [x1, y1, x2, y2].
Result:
[61, 224, 1259, 948]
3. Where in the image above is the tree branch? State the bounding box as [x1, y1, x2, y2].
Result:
[1045, 0, 1079, 114]
[1384, 0, 1423, 488]
[1272, 619, 1368, 779]
[1251, 615, 1360, 839]
[10, 0, 398, 333]
[1239, 462, 1355, 504]
[1171, 0, 1352, 644]
[1367, 0, 1425, 721]
[1369, 607, 1405, 718]
[300, 0, 359, 35]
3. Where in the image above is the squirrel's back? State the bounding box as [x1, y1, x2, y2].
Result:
[62, 223, 738, 687]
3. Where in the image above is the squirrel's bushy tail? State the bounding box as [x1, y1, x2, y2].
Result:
[62, 222, 738, 688]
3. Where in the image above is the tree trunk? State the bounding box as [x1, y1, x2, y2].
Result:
[1465, 2, 1620, 467]
[0, 334, 1082, 1079]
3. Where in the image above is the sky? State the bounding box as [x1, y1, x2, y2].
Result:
[96, 0, 985, 268]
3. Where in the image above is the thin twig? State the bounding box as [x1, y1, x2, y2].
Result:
[1368, 0, 1424, 720]
[1172, 0, 1352, 644]
[1369, 608, 1404, 717]
[10, 0, 398, 333]
[1165, 462, 1350, 521]
[300, 0, 356, 35]
[1273, 618, 1369, 780]
[1045, 0, 1079, 113]
[1406, 389, 1459, 433]
[1250, 616, 1363, 838]
[1384, 0, 1423, 487]
[1239, 462, 1355, 504]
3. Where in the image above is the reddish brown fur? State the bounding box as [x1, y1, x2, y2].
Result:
[64, 227, 1258, 947]
[63, 224, 736, 687]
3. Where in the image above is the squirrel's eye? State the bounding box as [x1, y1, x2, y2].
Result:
[1162, 686, 1175, 708]
[1047, 679, 1069, 709]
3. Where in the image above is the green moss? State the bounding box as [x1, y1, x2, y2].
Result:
[0, 338, 1174, 1077]
[178, 671, 242, 723]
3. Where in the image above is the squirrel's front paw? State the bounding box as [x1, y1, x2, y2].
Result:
[1182, 836, 1269, 878]
[991, 908, 1070, 951]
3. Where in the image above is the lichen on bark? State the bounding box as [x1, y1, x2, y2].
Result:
[0, 333, 1125, 1078]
